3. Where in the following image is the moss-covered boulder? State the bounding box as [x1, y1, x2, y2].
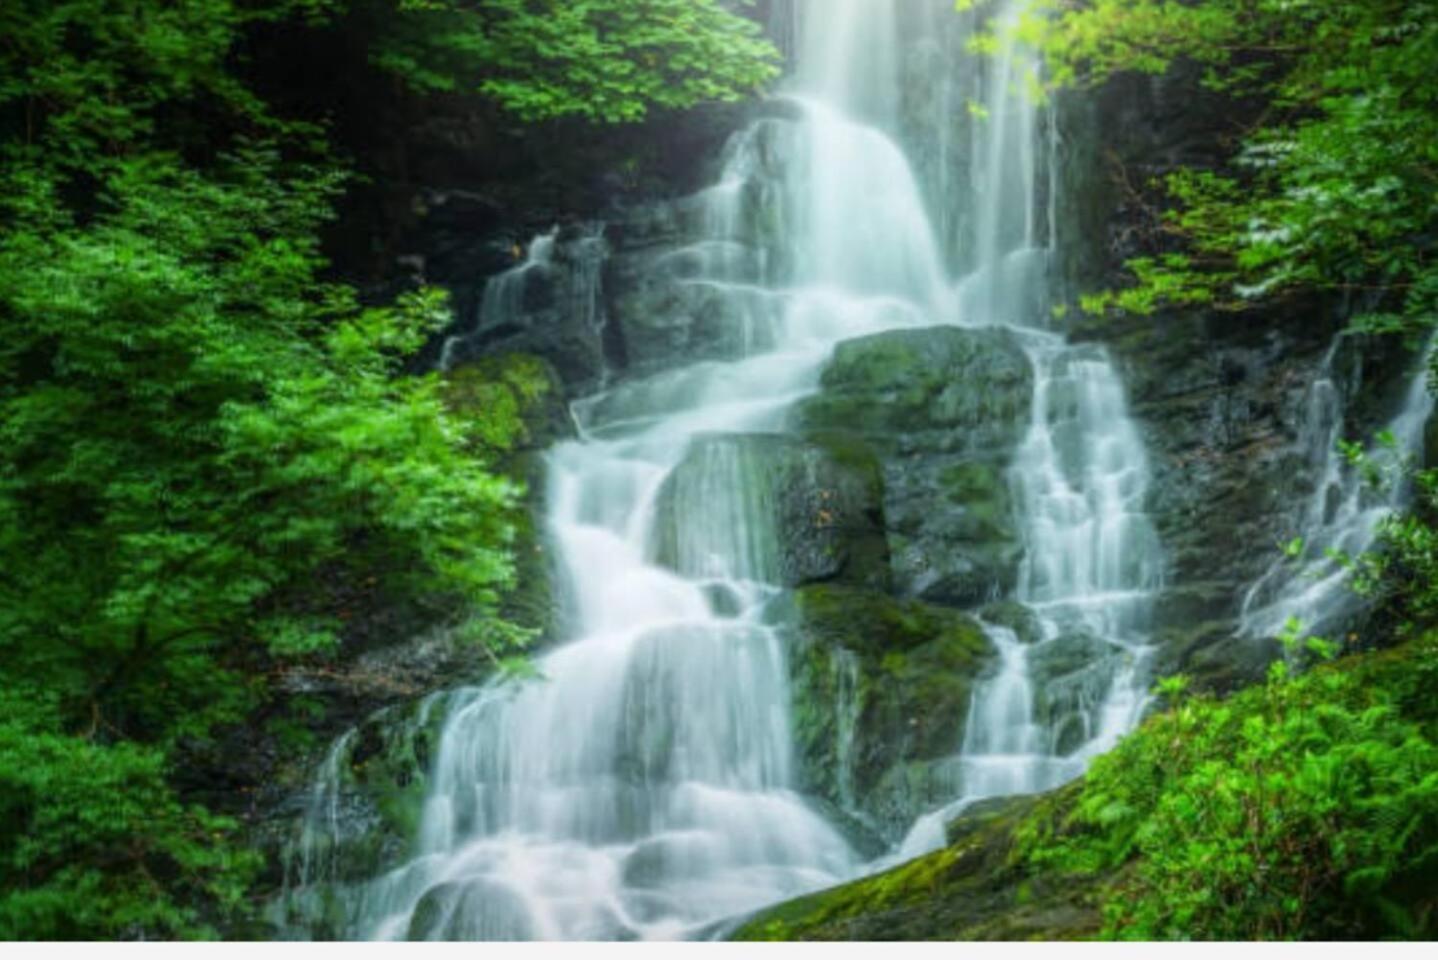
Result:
[443, 351, 572, 454]
[730, 792, 1103, 941]
[779, 584, 995, 838]
[651, 432, 890, 589]
[793, 324, 1032, 452]
[792, 325, 1032, 605]
[979, 600, 1046, 645]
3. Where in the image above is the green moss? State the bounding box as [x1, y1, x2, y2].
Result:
[791, 326, 1033, 446]
[784, 586, 994, 827]
[443, 352, 570, 455]
[732, 794, 1099, 941]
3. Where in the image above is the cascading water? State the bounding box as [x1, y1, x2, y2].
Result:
[438, 230, 558, 372]
[1240, 339, 1434, 640]
[894, 0, 1161, 857]
[282, 0, 1165, 939]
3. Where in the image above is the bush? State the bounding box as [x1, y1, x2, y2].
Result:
[1019, 635, 1438, 939]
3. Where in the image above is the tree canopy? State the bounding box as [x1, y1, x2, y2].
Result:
[1023, 0, 1437, 341]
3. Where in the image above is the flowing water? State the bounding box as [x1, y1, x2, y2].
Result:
[282, 0, 1165, 938]
[1240, 338, 1434, 640]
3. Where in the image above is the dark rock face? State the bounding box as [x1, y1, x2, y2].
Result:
[793, 325, 1033, 607]
[650, 432, 891, 590]
[436, 226, 613, 390]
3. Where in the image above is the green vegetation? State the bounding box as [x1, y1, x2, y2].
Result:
[1023, 0, 1437, 341]
[370, 0, 780, 122]
[0, 0, 777, 939]
[1018, 633, 1438, 939]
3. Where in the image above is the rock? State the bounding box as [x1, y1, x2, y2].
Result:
[275, 696, 449, 903]
[794, 325, 1033, 451]
[793, 324, 1034, 605]
[1026, 630, 1127, 755]
[438, 225, 612, 391]
[730, 790, 1102, 941]
[779, 584, 995, 837]
[606, 252, 782, 374]
[1028, 630, 1115, 685]
[650, 432, 890, 590]
[978, 600, 1046, 645]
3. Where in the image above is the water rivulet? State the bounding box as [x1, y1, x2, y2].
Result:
[1240, 336, 1435, 641]
[279, 0, 1164, 939]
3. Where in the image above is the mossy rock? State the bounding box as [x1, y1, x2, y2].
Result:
[792, 325, 1033, 452]
[791, 326, 1030, 604]
[443, 352, 572, 454]
[782, 585, 995, 835]
[730, 792, 1102, 941]
[979, 600, 1045, 645]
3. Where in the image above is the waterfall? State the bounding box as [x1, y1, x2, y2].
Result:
[280, 0, 1166, 939]
[1240, 338, 1434, 640]
[438, 230, 558, 372]
[895, 0, 1160, 856]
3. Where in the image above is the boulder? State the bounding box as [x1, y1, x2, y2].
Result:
[794, 325, 1033, 451]
[792, 325, 1033, 604]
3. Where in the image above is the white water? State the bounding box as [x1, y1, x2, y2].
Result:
[1240, 338, 1434, 640]
[284, 0, 1165, 938]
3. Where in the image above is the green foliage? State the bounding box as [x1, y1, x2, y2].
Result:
[1348, 459, 1438, 633]
[1018, 635, 1438, 939]
[0, 692, 261, 939]
[5, 0, 771, 937]
[1024, 0, 1438, 341]
[363, 0, 780, 122]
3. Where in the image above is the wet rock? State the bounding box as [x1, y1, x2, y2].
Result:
[778, 584, 995, 838]
[650, 432, 891, 590]
[793, 325, 1033, 604]
[978, 600, 1046, 645]
[794, 325, 1033, 450]
[438, 225, 612, 391]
